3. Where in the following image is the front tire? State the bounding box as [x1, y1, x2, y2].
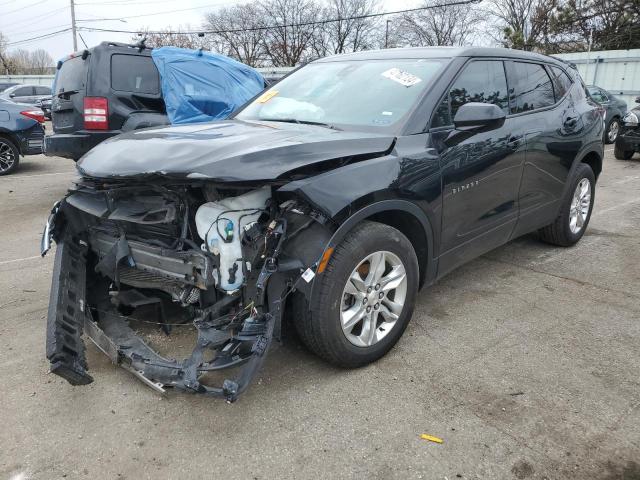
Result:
[0, 136, 19, 176]
[614, 142, 634, 160]
[538, 163, 595, 247]
[605, 117, 620, 144]
[294, 221, 419, 368]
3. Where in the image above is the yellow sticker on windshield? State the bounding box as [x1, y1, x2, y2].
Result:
[256, 90, 279, 104]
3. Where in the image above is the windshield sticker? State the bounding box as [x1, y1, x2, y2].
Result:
[381, 68, 422, 87]
[256, 90, 279, 104]
[382, 111, 393, 116]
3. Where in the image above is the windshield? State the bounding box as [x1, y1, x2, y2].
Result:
[236, 58, 445, 132]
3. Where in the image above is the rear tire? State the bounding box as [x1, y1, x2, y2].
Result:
[0, 136, 19, 176]
[538, 163, 595, 247]
[614, 142, 634, 160]
[294, 221, 419, 368]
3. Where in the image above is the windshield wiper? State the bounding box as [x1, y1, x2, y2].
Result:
[260, 118, 341, 131]
[56, 89, 79, 98]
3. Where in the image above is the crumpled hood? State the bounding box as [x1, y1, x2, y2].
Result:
[77, 120, 395, 182]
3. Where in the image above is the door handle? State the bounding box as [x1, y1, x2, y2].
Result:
[506, 136, 521, 150]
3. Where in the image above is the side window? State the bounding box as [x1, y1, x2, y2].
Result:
[14, 86, 34, 96]
[507, 62, 555, 113]
[432, 60, 509, 127]
[35, 86, 51, 95]
[111, 54, 160, 94]
[549, 65, 573, 101]
[590, 88, 609, 103]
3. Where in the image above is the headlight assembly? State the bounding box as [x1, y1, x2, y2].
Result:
[622, 111, 639, 126]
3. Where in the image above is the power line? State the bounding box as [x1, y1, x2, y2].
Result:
[5, 28, 73, 47]
[78, 0, 484, 36]
[3, 0, 47, 16]
[72, 0, 244, 22]
[1, 6, 69, 34]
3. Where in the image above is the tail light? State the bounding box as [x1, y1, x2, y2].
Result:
[20, 110, 45, 124]
[83, 97, 108, 130]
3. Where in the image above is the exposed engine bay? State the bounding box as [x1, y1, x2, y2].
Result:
[42, 176, 331, 402]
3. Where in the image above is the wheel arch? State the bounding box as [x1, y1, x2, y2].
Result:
[580, 150, 602, 179]
[316, 200, 436, 291]
[0, 129, 21, 155]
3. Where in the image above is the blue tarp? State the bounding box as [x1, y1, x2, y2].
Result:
[151, 47, 265, 125]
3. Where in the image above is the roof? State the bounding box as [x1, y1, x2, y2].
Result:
[316, 46, 565, 65]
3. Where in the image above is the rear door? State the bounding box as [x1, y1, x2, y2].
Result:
[508, 62, 584, 236]
[51, 55, 89, 134]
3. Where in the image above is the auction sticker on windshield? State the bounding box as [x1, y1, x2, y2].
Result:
[381, 68, 422, 87]
[256, 90, 279, 103]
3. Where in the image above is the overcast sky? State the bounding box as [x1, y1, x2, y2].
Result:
[1, 0, 422, 62]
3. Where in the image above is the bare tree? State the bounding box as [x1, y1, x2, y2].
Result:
[312, 0, 381, 56]
[260, 0, 322, 66]
[0, 32, 14, 74]
[28, 49, 53, 74]
[486, 0, 556, 50]
[394, 0, 483, 47]
[204, 3, 267, 67]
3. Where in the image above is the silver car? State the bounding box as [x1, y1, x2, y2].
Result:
[0, 84, 52, 105]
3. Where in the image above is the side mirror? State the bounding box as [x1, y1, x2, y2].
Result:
[9, 93, 15, 98]
[453, 102, 506, 132]
[635, 96, 640, 104]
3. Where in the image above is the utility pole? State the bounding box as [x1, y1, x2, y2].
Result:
[70, 0, 78, 51]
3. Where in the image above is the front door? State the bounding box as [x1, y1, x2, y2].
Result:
[431, 59, 525, 276]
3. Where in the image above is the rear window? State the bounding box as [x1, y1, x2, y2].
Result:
[13, 86, 34, 96]
[55, 56, 88, 94]
[110, 54, 159, 94]
[549, 66, 573, 100]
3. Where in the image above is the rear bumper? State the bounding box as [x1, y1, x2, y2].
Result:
[16, 123, 45, 156]
[45, 130, 120, 160]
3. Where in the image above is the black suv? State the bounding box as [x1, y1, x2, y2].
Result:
[614, 97, 640, 160]
[45, 42, 168, 160]
[43, 47, 603, 401]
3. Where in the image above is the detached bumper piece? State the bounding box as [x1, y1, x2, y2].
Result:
[45, 236, 276, 403]
[46, 238, 93, 385]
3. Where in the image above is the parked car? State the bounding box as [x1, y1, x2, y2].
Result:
[36, 96, 52, 119]
[0, 82, 19, 93]
[614, 96, 640, 160]
[0, 98, 45, 175]
[42, 47, 603, 401]
[0, 84, 51, 105]
[46, 42, 169, 160]
[587, 85, 627, 143]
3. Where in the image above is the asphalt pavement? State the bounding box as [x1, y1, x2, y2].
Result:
[0, 148, 638, 480]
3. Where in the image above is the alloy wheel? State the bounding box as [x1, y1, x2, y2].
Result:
[0, 140, 16, 173]
[608, 120, 619, 143]
[569, 178, 591, 234]
[340, 250, 407, 347]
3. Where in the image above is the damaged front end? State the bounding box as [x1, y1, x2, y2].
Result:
[42, 176, 328, 402]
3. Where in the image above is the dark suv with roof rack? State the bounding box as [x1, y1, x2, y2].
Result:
[45, 42, 169, 160]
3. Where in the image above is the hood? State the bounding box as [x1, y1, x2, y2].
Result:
[77, 120, 395, 182]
